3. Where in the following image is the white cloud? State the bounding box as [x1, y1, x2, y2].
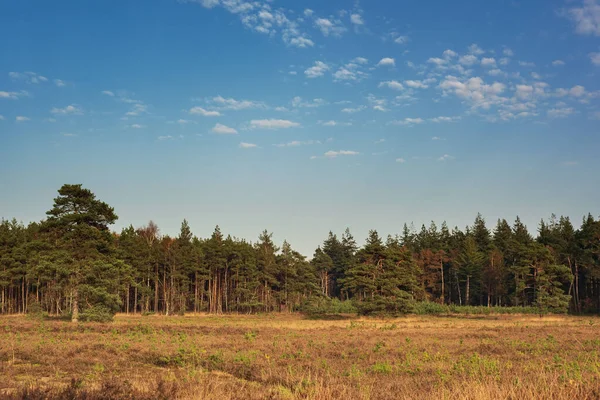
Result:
[377, 57, 395, 67]
[291, 96, 326, 108]
[332, 59, 369, 82]
[16, 116, 30, 122]
[367, 94, 387, 111]
[158, 135, 173, 141]
[443, 49, 458, 59]
[62, 133, 77, 137]
[499, 57, 510, 66]
[304, 9, 314, 17]
[211, 95, 265, 110]
[353, 57, 368, 64]
[404, 80, 429, 89]
[125, 103, 148, 116]
[481, 57, 496, 67]
[189, 106, 221, 116]
[0, 90, 28, 100]
[130, 124, 145, 129]
[431, 116, 461, 123]
[188, 0, 315, 49]
[350, 13, 364, 25]
[438, 154, 455, 161]
[101, 90, 115, 97]
[552, 60, 566, 66]
[459, 55, 478, 66]
[566, 0, 600, 35]
[274, 140, 320, 147]
[250, 119, 300, 129]
[590, 52, 600, 65]
[239, 142, 258, 148]
[375, 138, 385, 144]
[548, 107, 576, 118]
[468, 44, 485, 55]
[177, 119, 194, 125]
[428, 57, 447, 66]
[0, 115, 4, 120]
[394, 35, 409, 44]
[518, 61, 535, 67]
[320, 120, 351, 127]
[54, 79, 66, 87]
[379, 80, 404, 90]
[503, 48, 514, 57]
[488, 69, 506, 77]
[341, 106, 365, 113]
[9, 71, 48, 84]
[314, 18, 346, 37]
[391, 117, 425, 126]
[531, 72, 542, 80]
[324, 150, 359, 158]
[51, 104, 83, 115]
[438, 75, 506, 109]
[432, 136, 443, 140]
[212, 123, 238, 134]
[396, 158, 406, 163]
[305, 61, 330, 78]
[570, 85, 586, 97]
[289, 37, 314, 48]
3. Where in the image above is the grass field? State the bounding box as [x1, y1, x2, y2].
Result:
[1, 313, 599, 399]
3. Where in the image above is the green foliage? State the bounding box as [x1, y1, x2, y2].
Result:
[299, 297, 357, 315]
[356, 293, 415, 316]
[78, 305, 115, 323]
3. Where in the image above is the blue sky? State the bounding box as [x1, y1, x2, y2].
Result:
[1, 0, 599, 255]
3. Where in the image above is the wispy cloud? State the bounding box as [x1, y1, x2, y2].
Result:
[9, 71, 48, 84]
[239, 142, 258, 148]
[377, 57, 395, 67]
[189, 106, 222, 117]
[564, 0, 600, 36]
[54, 79, 66, 87]
[51, 104, 83, 115]
[274, 140, 320, 147]
[396, 158, 406, 163]
[390, 118, 425, 126]
[314, 17, 346, 37]
[212, 123, 238, 134]
[250, 119, 300, 129]
[130, 124, 145, 129]
[101, 90, 115, 97]
[305, 61, 330, 78]
[438, 154, 455, 161]
[0, 90, 29, 100]
[379, 80, 404, 90]
[291, 97, 327, 108]
[324, 150, 359, 158]
[183, 0, 315, 48]
[16, 116, 30, 122]
[210, 95, 266, 110]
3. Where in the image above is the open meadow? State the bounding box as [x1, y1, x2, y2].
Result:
[0, 313, 599, 399]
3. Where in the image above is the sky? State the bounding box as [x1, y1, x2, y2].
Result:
[1, 0, 599, 256]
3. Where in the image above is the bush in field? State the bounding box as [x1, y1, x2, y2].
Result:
[355, 293, 415, 317]
[299, 297, 357, 315]
[78, 305, 115, 323]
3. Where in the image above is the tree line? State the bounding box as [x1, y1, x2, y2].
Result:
[0, 184, 599, 321]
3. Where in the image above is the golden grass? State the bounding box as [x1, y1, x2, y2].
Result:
[1, 313, 599, 399]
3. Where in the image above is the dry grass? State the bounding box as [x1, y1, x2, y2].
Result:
[1, 313, 599, 399]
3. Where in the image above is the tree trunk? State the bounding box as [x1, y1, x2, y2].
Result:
[72, 287, 79, 323]
[466, 275, 470, 306]
[440, 259, 445, 305]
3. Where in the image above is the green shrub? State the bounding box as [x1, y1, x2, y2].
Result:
[355, 293, 415, 316]
[299, 297, 357, 315]
[79, 305, 115, 323]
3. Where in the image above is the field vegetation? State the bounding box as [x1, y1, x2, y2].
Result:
[1, 313, 599, 399]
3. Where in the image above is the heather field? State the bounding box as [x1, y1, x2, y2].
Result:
[1, 314, 599, 399]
